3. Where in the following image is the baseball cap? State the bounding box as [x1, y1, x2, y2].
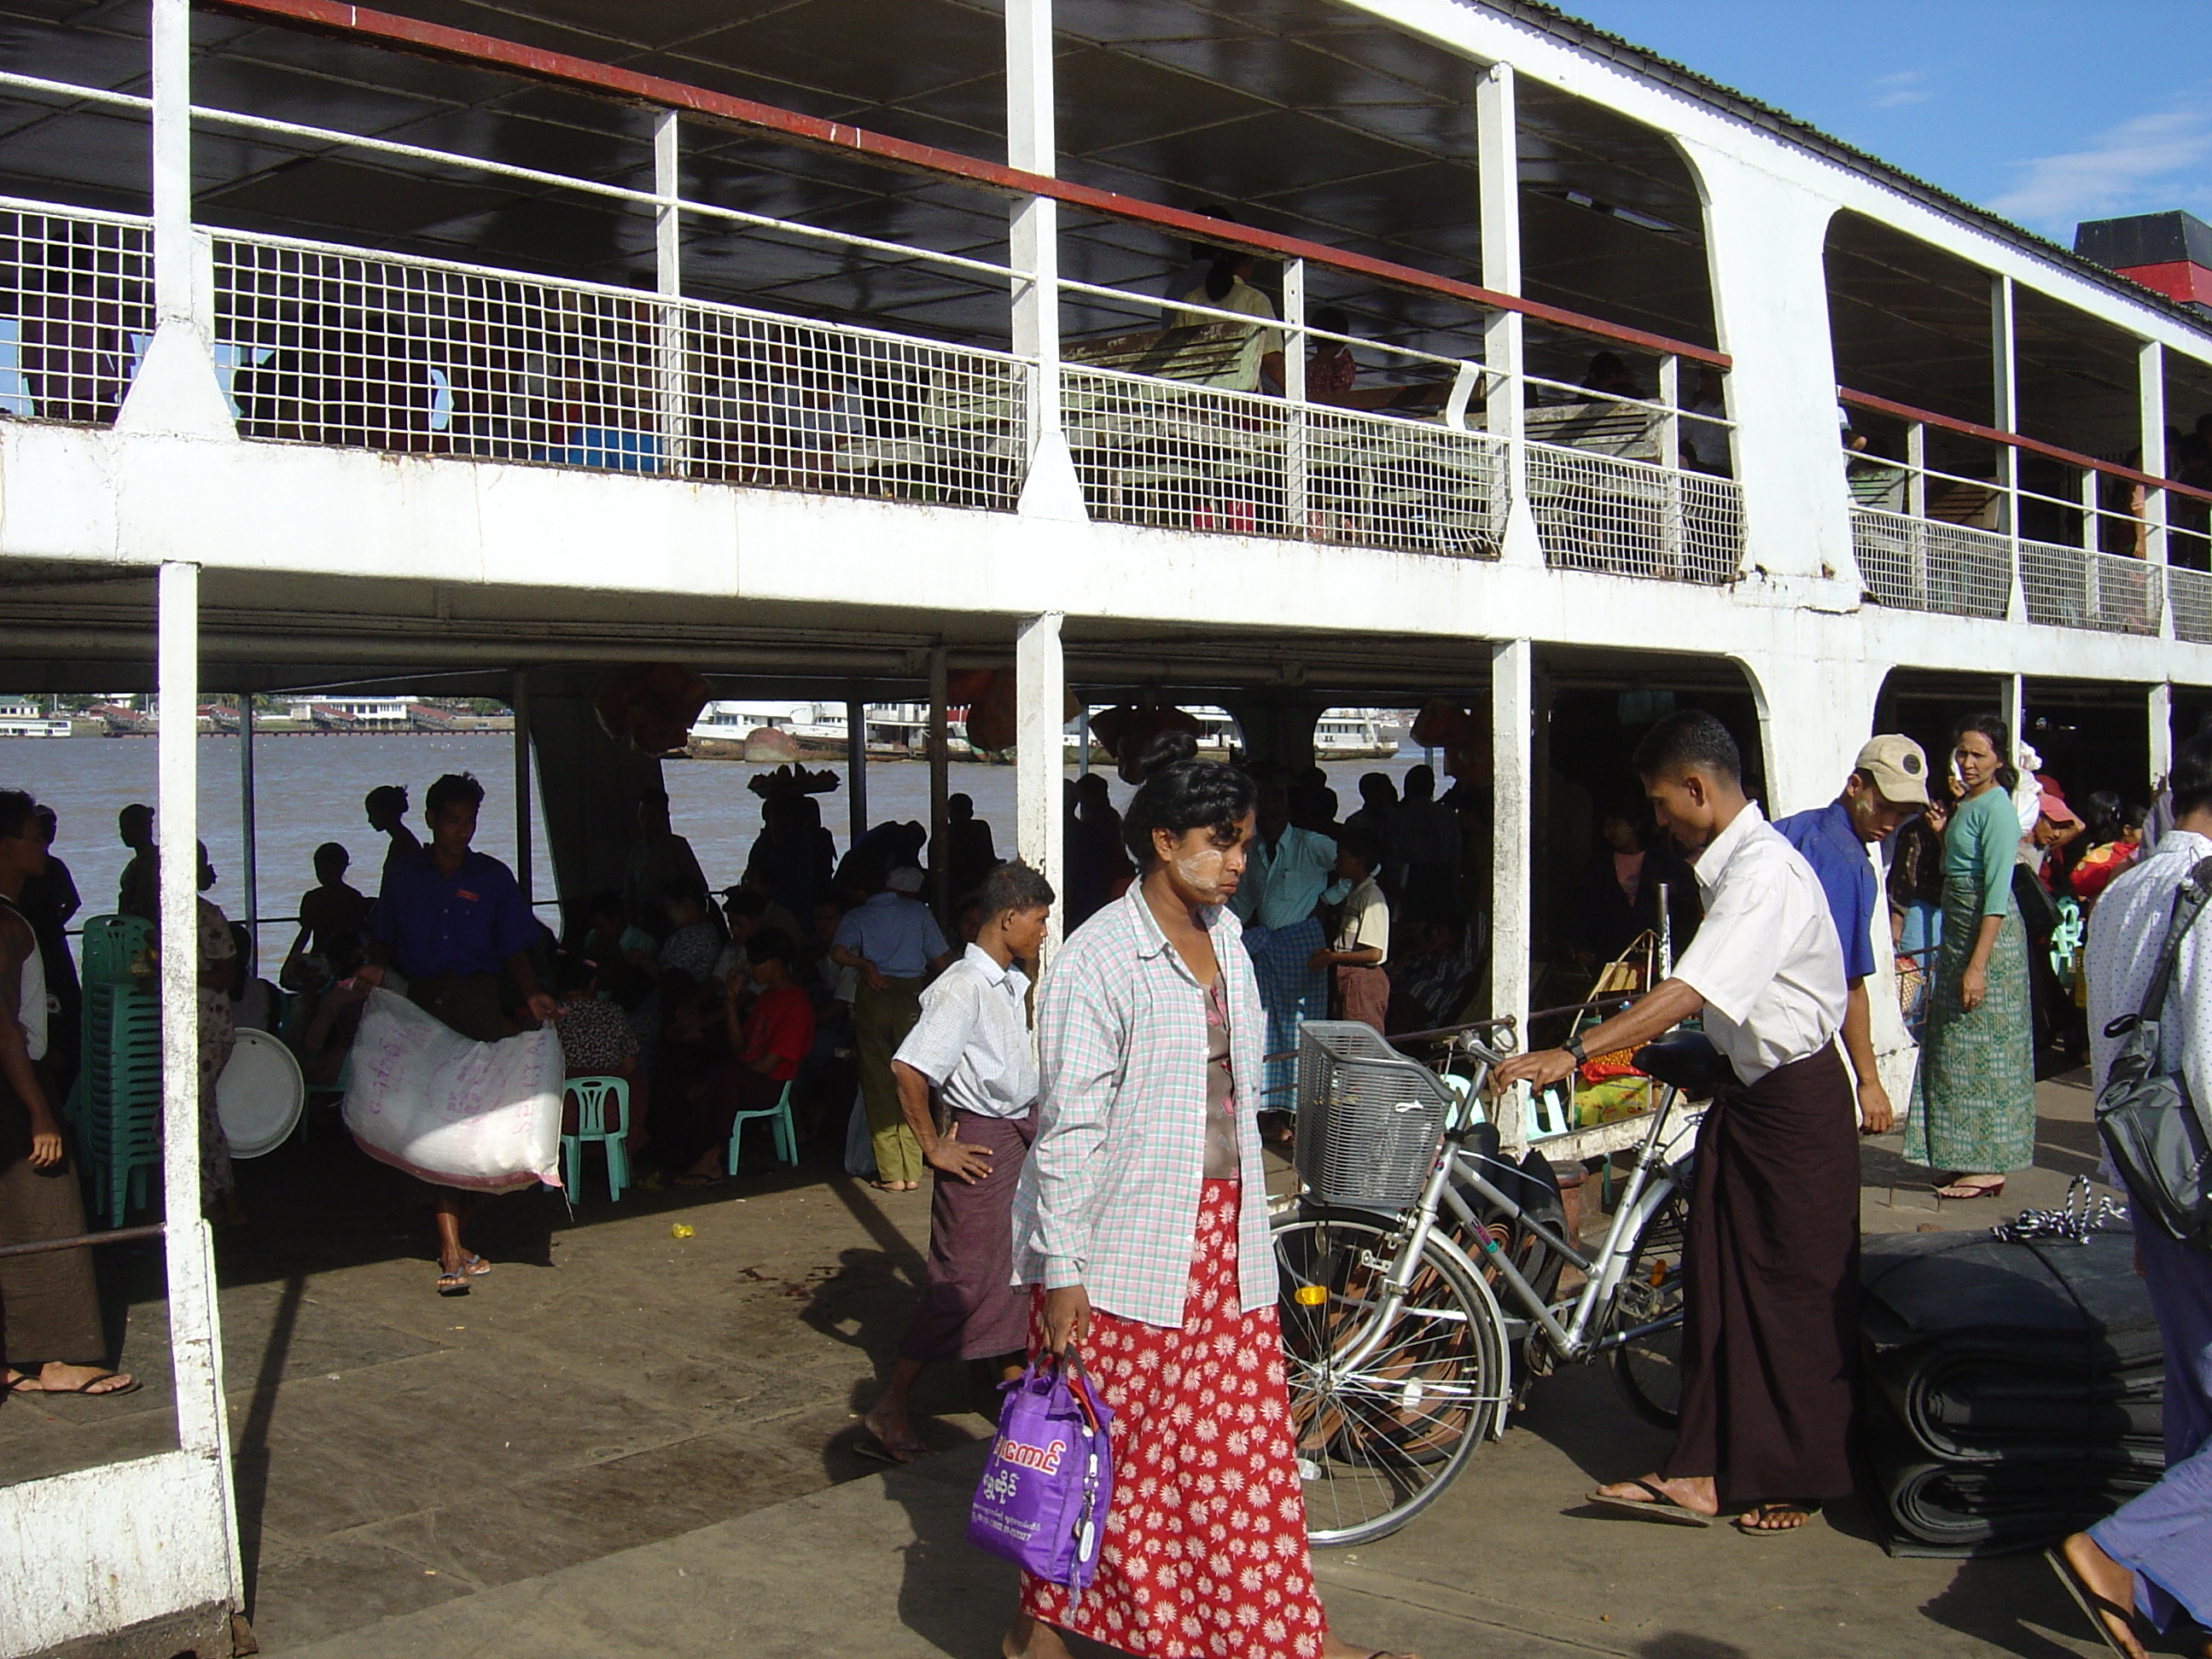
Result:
[885, 864, 926, 894]
[1854, 735, 1931, 806]
[2038, 791, 2082, 830]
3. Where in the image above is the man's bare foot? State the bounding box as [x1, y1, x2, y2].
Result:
[860, 1403, 926, 1463]
[2056, 1533, 2149, 1659]
[1733, 1502, 1819, 1534]
[1593, 1473, 1718, 1516]
[1003, 1615, 1075, 1659]
[6, 1363, 138, 1396]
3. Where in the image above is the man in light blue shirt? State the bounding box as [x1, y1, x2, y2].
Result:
[1229, 783, 1343, 1109]
[831, 865, 956, 1189]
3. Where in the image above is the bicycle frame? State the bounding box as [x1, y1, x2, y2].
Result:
[1322, 1035, 1699, 1381]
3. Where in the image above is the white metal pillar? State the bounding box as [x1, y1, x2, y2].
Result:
[655, 109, 688, 477]
[1993, 275, 2025, 623]
[158, 559, 246, 1613]
[237, 692, 257, 958]
[1006, 0, 1085, 521]
[928, 645, 951, 917]
[1016, 614, 1067, 958]
[512, 669, 533, 907]
[2003, 672, 2028, 777]
[1476, 61, 1536, 567]
[2144, 340, 2174, 637]
[1283, 257, 1307, 532]
[847, 696, 870, 849]
[2151, 682, 2174, 797]
[1491, 637, 1534, 1046]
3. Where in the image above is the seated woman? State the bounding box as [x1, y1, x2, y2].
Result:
[287, 935, 371, 1092]
[656, 928, 814, 1187]
[549, 949, 645, 1144]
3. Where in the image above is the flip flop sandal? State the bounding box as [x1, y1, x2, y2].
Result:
[1732, 1504, 1819, 1535]
[435, 1267, 472, 1296]
[1936, 1179, 2005, 1200]
[1586, 1477, 1714, 1528]
[854, 1432, 927, 1465]
[2044, 1547, 2143, 1657]
[13, 1371, 143, 1398]
[463, 1254, 492, 1277]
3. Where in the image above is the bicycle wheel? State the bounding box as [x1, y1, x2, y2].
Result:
[1274, 1208, 1510, 1546]
[1607, 1184, 1690, 1429]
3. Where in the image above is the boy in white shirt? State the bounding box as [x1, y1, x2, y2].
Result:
[1312, 830, 1389, 1033]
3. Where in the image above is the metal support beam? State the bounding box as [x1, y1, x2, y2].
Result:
[1992, 275, 2025, 623]
[847, 696, 869, 850]
[512, 669, 533, 907]
[2002, 672, 2027, 777]
[1006, 0, 1084, 521]
[928, 644, 951, 918]
[1016, 612, 1066, 958]
[1491, 637, 1534, 1080]
[150, 0, 194, 326]
[1476, 62, 1535, 567]
[655, 109, 687, 477]
[2151, 682, 2174, 798]
[2144, 341, 2174, 637]
[237, 691, 257, 954]
[156, 559, 245, 1609]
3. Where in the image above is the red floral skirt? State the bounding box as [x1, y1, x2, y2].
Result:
[1020, 1179, 1327, 1659]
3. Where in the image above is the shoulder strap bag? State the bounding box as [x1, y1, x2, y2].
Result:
[2095, 854, 2212, 1252]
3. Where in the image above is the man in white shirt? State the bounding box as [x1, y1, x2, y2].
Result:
[1499, 711, 1855, 1536]
[2052, 731, 2212, 1656]
[860, 861, 1053, 1464]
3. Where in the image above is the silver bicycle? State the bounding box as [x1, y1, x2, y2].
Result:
[1273, 1020, 1708, 1545]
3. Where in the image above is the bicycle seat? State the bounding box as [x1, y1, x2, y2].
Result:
[1632, 1033, 1733, 1100]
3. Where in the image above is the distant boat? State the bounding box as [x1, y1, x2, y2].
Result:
[407, 701, 457, 731]
[86, 702, 154, 736]
[687, 700, 972, 758]
[1315, 713, 1400, 760]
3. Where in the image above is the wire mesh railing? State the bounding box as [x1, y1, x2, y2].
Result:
[211, 233, 1028, 511]
[1850, 507, 2013, 620]
[1302, 403, 1510, 557]
[2170, 564, 2212, 645]
[0, 203, 154, 426]
[1527, 440, 1742, 582]
[2019, 538, 2163, 635]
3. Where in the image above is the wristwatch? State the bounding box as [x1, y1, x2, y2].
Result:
[1563, 1035, 1587, 1066]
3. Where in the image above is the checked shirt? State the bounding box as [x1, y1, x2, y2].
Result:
[1011, 882, 1276, 1327]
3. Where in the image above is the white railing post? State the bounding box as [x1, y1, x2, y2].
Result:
[2144, 339, 2174, 638]
[1007, 0, 1085, 520]
[151, 0, 193, 329]
[2004, 672, 2028, 779]
[1016, 612, 1066, 960]
[1476, 61, 1535, 565]
[655, 109, 687, 477]
[1906, 420, 1929, 605]
[1283, 255, 1307, 536]
[2151, 682, 2174, 798]
[1993, 274, 2025, 622]
[157, 559, 246, 1614]
[1658, 353, 1682, 575]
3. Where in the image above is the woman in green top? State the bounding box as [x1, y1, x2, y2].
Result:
[1906, 713, 2035, 1198]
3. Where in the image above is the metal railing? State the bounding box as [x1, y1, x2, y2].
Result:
[1849, 506, 2013, 620]
[2019, 538, 2163, 635]
[0, 201, 154, 424]
[1528, 439, 1743, 583]
[2171, 564, 2212, 645]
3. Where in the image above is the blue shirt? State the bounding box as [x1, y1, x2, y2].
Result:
[1229, 825, 1345, 933]
[374, 847, 538, 980]
[1773, 800, 1877, 982]
[834, 891, 949, 981]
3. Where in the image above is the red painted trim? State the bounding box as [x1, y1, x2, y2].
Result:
[2113, 260, 2212, 306]
[1837, 384, 2212, 506]
[199, 0, 1730, 369]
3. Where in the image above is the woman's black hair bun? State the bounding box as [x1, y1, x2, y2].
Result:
[1137, 729, 1200, 778]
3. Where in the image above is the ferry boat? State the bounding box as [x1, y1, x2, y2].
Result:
[8, 0, 2212, 1641]
[1316, 712, 1401, 760]
[0, 700, 69, 738]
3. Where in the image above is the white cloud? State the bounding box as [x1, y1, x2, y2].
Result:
[1989, 96, 2212, 230]
[1868, 71, 1931, 111]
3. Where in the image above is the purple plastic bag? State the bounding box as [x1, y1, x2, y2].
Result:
[966, 1352, 1115, 1588]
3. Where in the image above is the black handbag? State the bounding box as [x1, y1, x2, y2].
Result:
[2094, 854, 2212, 1253]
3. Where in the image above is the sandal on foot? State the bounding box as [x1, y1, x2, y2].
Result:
[1936, 1179, 2005, 1201]
[435, 1266, 471, 1296]
[1586, 1477, 1714, 1528]
[7, 1369, 140, 1398]
[1732, 1503, 1819, 1535]
[2044, 1547, 2143, 1657]
[463, 1254, 491, 1277]
[855, 1433, 928, 1465]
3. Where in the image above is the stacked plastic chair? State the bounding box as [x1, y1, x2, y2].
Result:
[75, 915, 164, 1225]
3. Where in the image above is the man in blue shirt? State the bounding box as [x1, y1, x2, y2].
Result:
[831, 864, 956, 1190]
[1230, 781, 1345, 1113]
[363, 772, 553, 1295]
[1773, 736, 1929, 1135]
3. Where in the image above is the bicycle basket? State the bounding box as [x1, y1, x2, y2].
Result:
[1293, 1022, 1453, 1213]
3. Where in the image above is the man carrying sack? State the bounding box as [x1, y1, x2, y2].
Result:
[1498, 710, 1855, 1535]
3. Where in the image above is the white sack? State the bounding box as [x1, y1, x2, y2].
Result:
[342, 988, 562, 1191]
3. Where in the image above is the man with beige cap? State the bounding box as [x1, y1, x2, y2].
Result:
[1775, 734, 1933, 1136]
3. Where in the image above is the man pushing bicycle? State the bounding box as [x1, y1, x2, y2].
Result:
[1497, 710, 1856, 1537]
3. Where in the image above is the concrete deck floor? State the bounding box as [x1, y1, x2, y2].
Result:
[0, 1068, 2167, 1657]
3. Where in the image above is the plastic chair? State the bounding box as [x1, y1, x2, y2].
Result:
[725, 1080, 799, 1174]
[560, 1076, 631, 1202]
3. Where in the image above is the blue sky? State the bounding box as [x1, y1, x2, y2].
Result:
[1554, 2, 2212, 243]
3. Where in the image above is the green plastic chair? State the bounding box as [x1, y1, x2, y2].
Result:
[560, 1076, 631, 1202]
[725, 1080, 799, 1174]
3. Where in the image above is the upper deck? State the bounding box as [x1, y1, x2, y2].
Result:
[0, 0, 2207, 696]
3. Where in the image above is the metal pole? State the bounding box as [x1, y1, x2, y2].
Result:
[237, 691, 257, 961]
[1016, 613, 1066, 958]
[655, 108, 687, 477]
[1491, 637, 1534, 1150]
[150, 0, 194, 327]
[1006, 0, 1082, 520]
[1992, 274, 2024, 623]
[512, 669, 533, 908]
[1476, 61, 1528, 560]
[928, 646, 950, 919]
[846, 696, 869, 850]
[2151, 682, 2174, 800]
[2143, 340, 2173, 638]
[156, 559, 245, 1610]
[1078, 702, 1091, 777]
